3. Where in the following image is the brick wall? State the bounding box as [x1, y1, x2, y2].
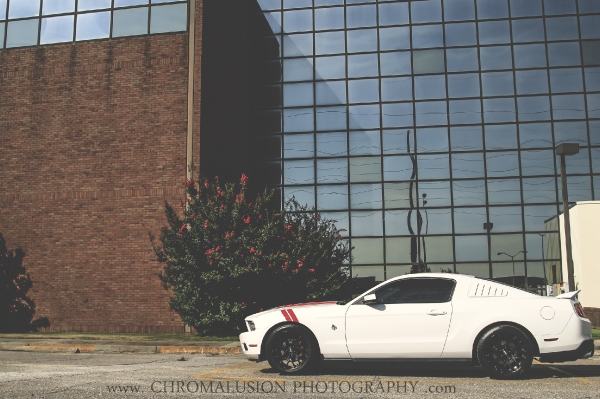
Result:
[585, 308, 600, 329]
[0, 30, 197, 332]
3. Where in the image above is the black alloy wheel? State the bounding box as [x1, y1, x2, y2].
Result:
[265, 324, 319, 374]
[476, 325, 534, 380]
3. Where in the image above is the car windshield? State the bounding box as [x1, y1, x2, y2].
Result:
[336, 300, 347, 305]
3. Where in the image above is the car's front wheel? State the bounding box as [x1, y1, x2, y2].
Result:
[265, 324, 320, 374]
[476, 325, 533, 380]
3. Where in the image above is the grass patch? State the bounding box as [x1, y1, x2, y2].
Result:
[592, 329, 600, 339]
[0, 332, 238, 342]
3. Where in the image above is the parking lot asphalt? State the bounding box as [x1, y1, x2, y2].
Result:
[0, 351, 599, 399]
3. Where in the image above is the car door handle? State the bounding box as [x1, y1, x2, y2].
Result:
[427, 310, 447, 316]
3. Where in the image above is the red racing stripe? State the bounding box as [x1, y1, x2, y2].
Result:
[287, 309, 299, 323]
[280, 309, 292, 321]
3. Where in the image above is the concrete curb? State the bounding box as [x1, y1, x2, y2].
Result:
[0, 341, 242, 355]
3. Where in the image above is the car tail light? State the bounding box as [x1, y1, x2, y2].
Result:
[574, 303, 587, 318]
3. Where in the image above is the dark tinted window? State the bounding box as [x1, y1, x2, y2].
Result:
[374, 278, 456, 304]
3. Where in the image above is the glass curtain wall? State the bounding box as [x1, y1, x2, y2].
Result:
[0, 0, 188, 48]
[252, 0, 600, 289]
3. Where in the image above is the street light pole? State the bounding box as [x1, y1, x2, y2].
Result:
[556, 143, 579, 292]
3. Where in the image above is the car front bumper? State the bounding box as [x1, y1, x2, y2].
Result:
[239, 330, 264, 361]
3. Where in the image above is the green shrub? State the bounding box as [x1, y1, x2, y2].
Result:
[151, 175, 351, 335]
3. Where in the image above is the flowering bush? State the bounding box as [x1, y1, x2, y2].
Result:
[151, 174, 351, 335]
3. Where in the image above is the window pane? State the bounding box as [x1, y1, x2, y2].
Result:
[285, 33, 313, 57]
[284, 108, 314, 132]
[415, 101, 448, 126]
[378, 2, 409, 26]
[483, 98, 516, 123]
[554, 121, 588, 146]
[316, 106, 346, 130]
[521, 150, 555, 176]
[491, 234, 524, 262]
[411, 0, 442, 23]
[450, 126, 483, 151]
[284, 134, 314, 159]
[6, 19, 39, 48]
[416, 128, 448, 152]
[351, 238, 384, 264]
[446, 47, 479, 72]
[453, 180, 486, 206]
[0, 0, 6, 19]
[488, 179, 521, 205]
[455, 207, 487, 234]
[348, 53, 378, 78]
[317, 132, 347, 157]
[582, 41, 600, 66]
[544, 0, 576, 15]
[485, 124, 517, 150]
[414, 49, 445, 74]
[379, 26, 410, 51]
[486, 151, 520, 177]
[445, 22, 476, 47]
[383, 155, 413, 181]
[284, 83, 313, 107]
[550, 68, 583, 93]
[350, 157, 382, 182]
[317, 159, 347, 184]
[42, 0, 74, 15]
[317, 185, 348, 210]
[8, 0, 40, 18]
[478, 21, 510, 45]
[381, 76, 412, 101]
[511, 18, 544, 43]
[480, 46, 511, 70]
[455, 235, 488, 262]
[448, 73, 480, 98]
[350, 131, 381, 155]
[418, 154, 450, 179]
[380, 51, 412, 76]
[522, 177, 556, 203]
[150, 4, 187, 34]
[382, 129, 414, 155]
[477, 0, 508, 19]
[579, 0, 600, 13]
[514, 44, 547, 68]
[314, 6, 343, 31]
[113, 7, 148, 37]
[516, 70, 549, 95]
[257, 0, 281, 10]
[76, 12, 110, 40]
[284, 160, 314, 185]
[382, 103, 413, 128]
[285, 58, 314, 82]
[519, 123, 552, 148]
[347, 28, 377, 53]
[481, 71, 514, 96]
[316, 81, 346, 105]
[314, 56, 343, 80]
[40, 15, 73, 44]
[347, 5, 376, 28]
[546, 17, 579, 41]
[284, 0, 311, 8]
[517, 96, 551, 121]
[350, 184, 383, 209]
[510, 0, 542, 16]
[524, 205, 557, 232]
[548, 42, 581, 67]
[283, 9, 311, 33]
[348, 79, 379, 103]
[351, 211, 382, 236]
[412, 24, 443, 49]
[77, 0, 111, 11]
[349, 104, 380, 129]
[415, 75, 446, 100]
[443, 0, 475, 21]
[115, 0, 147, 6]
[284, 186, 315, 208]
[581, 16, 600, 40]
[452, 152, 485, 178]
[552, 94, 586, 120]
[0, 23, 4, 46]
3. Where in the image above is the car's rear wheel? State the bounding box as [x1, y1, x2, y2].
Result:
[476, 325, 533, 380]
[265, 324, 320, 374]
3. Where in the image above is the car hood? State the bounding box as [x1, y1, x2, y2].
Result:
[246, 301, 340, 320]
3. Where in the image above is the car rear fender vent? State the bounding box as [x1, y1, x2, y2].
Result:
[468, 282, 509, 297]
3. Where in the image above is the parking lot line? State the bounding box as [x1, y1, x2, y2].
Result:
[533, 359, 592, 384]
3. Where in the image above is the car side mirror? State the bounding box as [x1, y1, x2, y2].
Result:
[362, 293, 378, 305]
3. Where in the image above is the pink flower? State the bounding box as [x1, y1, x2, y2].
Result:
[268, 264, 273, 268]
[189, 214, 195, 219]
[249, 247, 256, 254]
[258, 251, 262, 256]
[179, 202, 184, 208]
[204, 220, 209, 229]
[258, 214, 263, 219]
[225, 232, 231, 239]
[297, 260, 304, 268]
[284, 225, 293, 231]
[205, 249, 213, 256]
[215, 246, 221, 252]
[240, 173, 249, 185]
[317, 213, 321, 221]
[244, 216, 251, 224]
[292, 269, 299, 274]
[185, 180, 194, 189]
[204, 181, 209, 188]
[179, 223, 187, 232]
[308, 268, 315, 274]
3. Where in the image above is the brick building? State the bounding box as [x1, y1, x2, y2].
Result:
[1, 0, 600, 332]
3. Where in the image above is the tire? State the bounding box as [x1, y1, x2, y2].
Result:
[265, 324, 320, 374]
[476, 325, 533, 380]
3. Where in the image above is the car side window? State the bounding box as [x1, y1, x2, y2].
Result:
[374, 278, 456, 304]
